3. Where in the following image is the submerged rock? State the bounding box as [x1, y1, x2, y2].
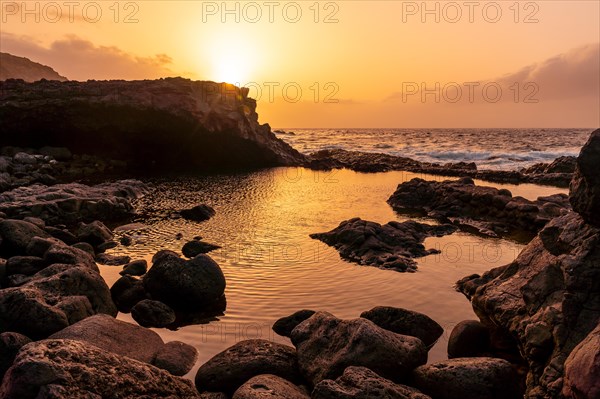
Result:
[388, 177, 569, 241]
[313, 366, 431, 399]
[290, 311, 427, 385]
[180, 204, 216, 222]
[0, 339, 200, 399]
[182, 239, 221, 258]
[310, 218, 457, 272]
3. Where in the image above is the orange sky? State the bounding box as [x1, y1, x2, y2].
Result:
[1, 0, 599, 127]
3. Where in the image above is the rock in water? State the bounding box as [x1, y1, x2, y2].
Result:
[313, 366, 431, 399]
[570, 128, 600, 226]
[131, 299, 176, 328]
[290, 311, 427, 385]
[232, 374, 309, 399]
[182, 239, 221, 258]
[0, 339, 200, 399]
[195, 339, 300, 395]
[180, 204, 216, 222]
[273, 309, 316, 337]
[143, 252, 226, 311]
[310, 218, 457, 272]
[0, 78, 305, 170]
[360, 306, 443, 348]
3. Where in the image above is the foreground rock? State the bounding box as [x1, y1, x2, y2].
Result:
[360, 306, 443, 348]
[310, 218, 457, 272]
[308, 148, 575, 187]
[0, 332, 31, 381]
[48, 314, 197, 376]
[233, 374, 309, 399]
[447, 320, 491, 358]
[388, 177, 569, 240]
[569, 129, 600, 226]
[412, 357, 522, 399]
[562, 322, 600, 398]
[0, 339, 200, 398]
[195, 339, 300, 395]
[290, 312, 427, 385]
[0, 78, 304, 170]
[0, 180, 148, 225]
[313, 366, 431, 399]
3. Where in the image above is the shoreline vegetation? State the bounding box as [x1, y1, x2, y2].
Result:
[0, 77, 598, 398]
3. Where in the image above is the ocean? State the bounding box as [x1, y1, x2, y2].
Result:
[275, 128, 593, 170]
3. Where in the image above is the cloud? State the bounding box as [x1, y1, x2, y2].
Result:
[386, 43, 600, 103]
[0, 33, 176, 81]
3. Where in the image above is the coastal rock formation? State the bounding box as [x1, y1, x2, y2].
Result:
[0, 339, 200, 399]
[0, 52, 67, 82]
[388, 177, 569, 240]
[412, 357, 522, 399]
[290, 312, 427, 385]
[313, 366, 431, 399]
[308, 149, 575, 188]
[360, 306, 444, 348]
[0, 78, 304, 170]
[456, 130, 600, 397]
[232, 374, 309, 399]
[310, 218, 457, 272]
[0, 180, 148, 225]
[195, 339, 301, 395]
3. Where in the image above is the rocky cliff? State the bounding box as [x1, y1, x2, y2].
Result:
[0, 78, 304, 170]
[0, 53, 67, 82]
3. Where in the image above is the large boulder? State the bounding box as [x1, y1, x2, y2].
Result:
[447, 320, 491, 358]
[143, 252, 226, 311]
[310, 218, 456, 272]
[0, 219, 50, 256]
[562, 322, 600, 399]
[360, 306, 443, 348]
[570, 129, 600, 226]
[387, 177, 570, 241]
[232, 374, 309, 399]
[313, 366, 431, 399]
[0, 264, 116, 339]
[412, 357, 522, 399]
[456, 211, 600, 397]
[195, 339, 300, 395]
[0, 78, 305, 170]
[290, 312, 427, 386]
[0, 339, 200, 399]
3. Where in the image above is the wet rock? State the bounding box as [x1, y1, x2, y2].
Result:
[310, 218, 456, 272]
[570, 129, 600, 226]
[273, 309, 316, 337]
[182, 239, 221, 258]
[388, 177, 570, 241]
[0, 332, 32, 380]
[0, 339, 200, 399]
[131, 299, 176, 328]
[456, 211, 600, 397]
[110, 275, 148, 313]
[313, 366, 431, 399]
[360, 306, 443, 348]
[412, 357, 522, 399]
[0, 265, 116, 339]
[563, 321, 600, 399]
[447, 320, 491, 358]
[0, 219, 50, 256]
[180, 204, 216, 222]
[290, 312, 427, 385]
[154, 341, 199, 377]
[0, 180, 148, 225]
[95, 253, 130, 266]
[120, 259, 147, 276]
[144, 253, 226, 311]
[76, 220, 113, 247]
[195, 339, 300, 395]
[233, 374, 309, 399]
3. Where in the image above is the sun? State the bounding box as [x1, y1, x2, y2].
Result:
[208, 34, 257, 85]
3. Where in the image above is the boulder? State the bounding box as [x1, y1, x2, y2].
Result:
[570, 129, 600, 226]
[143, 253, 226, 311]
[290, 312, 427, 385]
[120, 259, 148, 276]
[0, 339, 200, 399]
[182, 239, 221, 257]
[412, 357, 522, 399]
[232, 374, 309, 399]
[110, 275, 148, 313]
[0, 332, 31, 381]
[447, 320, 491, 358]
[310, 218, 456, 272]
[195, 339, 300, 395]
[313, 366, 431, 399]
[43, 243, 98, 271]
[5, 256, 47, 276]
[131, 299, 176, 328]
[563, 322, 600, 399]
[154, 341, 198, 377]
[273, 309, 316, 337]
[360, 306, 443, 348]
[76, 220, 113, 247]
[180, 204, 216, 222]
[0, 219, 50, 256]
